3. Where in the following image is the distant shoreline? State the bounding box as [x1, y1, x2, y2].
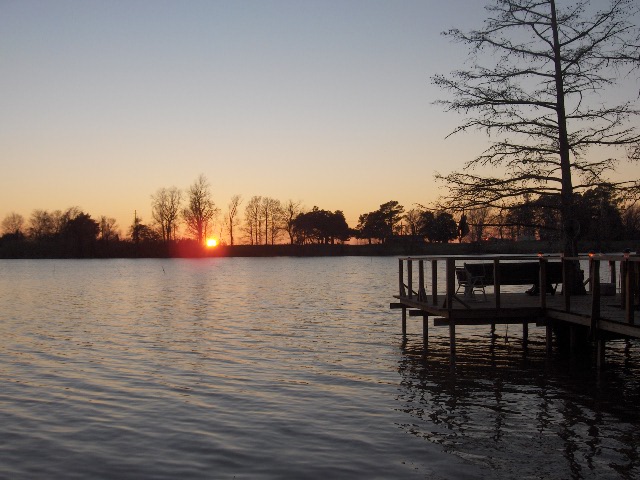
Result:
[1, 239, 636, 259]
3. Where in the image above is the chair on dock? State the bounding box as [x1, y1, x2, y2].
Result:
[455, 266, 487, 300]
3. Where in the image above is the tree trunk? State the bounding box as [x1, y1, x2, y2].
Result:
[550, 0, 585, 294]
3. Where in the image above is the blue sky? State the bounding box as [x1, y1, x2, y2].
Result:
[1, 0, 636, 237]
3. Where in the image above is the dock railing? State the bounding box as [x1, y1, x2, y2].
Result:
[398, 253, 639, 325]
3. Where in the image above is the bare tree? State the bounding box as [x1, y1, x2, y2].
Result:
[99, 216, 119, 243]
[28, 210, 55, 239]
[282, 200, 303, 244]
[225, 194, 242, 246]
[243, 195, 262, 245]
[433, 0, 640, 265]
[403, 208, 422, 236]
[622, 203, 640, 238]
[152, 186, 182, 241]
[1, 212, 25, 236]
[260, 197, 283, 245]
[467, 207, 491, 242]
[183, 174, 219, 244]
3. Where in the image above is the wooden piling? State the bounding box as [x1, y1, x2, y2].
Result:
[402, 307, 407, 336]
[446, 258, 456, 365]
[625, 260, 635, 325]
[493, 258, 500, 334]
[597, 336, 606, 368]
[422, 314, 428, 350]
[590, 258, 600, 338]
[431, 259, 438, 305]
[418, 260, 426, 302]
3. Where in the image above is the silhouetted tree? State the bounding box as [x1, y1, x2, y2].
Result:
[62, 212, 99, 257]
[225, 194, 242, 246]
[404, 209, 422, 236]
[293, 207, 350, 244]
[457, 213, 469, 242]
[1, 212, 25, 236]
[356, 210, 387, 244]
[420, 211, 458, 243]
[28, 210, 55, 239]
[99, 216, 119, 243]
[244, 195, 263, 245]
[129, 214, 160, 243]
[622, 204, 640, 240]
[467, 207, 491, 242]
[183, 175, 218, 244]
[527, 195, 561, 241]
[152, 187, 182, 241]
[356, 201, 405, 243]
[261, 197, 283, 245]
[283, 200, 303, 244]
[433, 0, 640, 290]
[578, 185, 624, 243]
[325, 210, 350, 244]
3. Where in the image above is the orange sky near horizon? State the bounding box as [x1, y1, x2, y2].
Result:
[1, 1, 638, 241]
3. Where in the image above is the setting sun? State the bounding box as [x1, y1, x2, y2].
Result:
[206, 238, 217, 248]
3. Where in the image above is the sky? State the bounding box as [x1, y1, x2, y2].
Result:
[1, 0, 637, 238]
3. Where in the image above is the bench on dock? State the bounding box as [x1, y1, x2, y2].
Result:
[461, 261, 564, 295]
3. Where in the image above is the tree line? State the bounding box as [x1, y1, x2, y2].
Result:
[3, 175, 637, 258]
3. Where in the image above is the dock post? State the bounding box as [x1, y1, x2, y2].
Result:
[621, 259, 627, 307]
[625, 260, 635, 325]
[407, 259, 413, 299]
[523, 322, 528, 348]
[570, 326, 578, 353]
[562, 256, 572, 312]
[422, 314, 428, 351]
[418, 260, 426, 302]
[541, 258, 552, 353]
[402, 307, 407, 336]
[399, 258, 407, 336]
[446, 258, 456, 367]
[431, 259, 438, 305]
[609, 260, 617, 287]
[493, 258, 500, 334]
[590, 258, 601, 338]
[539, 258, 547, 311]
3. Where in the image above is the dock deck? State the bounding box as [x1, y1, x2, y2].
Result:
[390, 254, 640, 367]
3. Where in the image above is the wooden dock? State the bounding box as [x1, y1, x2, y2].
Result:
[390, 254, 640, 367]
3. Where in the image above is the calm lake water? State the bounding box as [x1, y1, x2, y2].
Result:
[1, 257, 639, 479]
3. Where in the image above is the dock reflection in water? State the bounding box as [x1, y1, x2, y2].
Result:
[398, 326, 640, 479]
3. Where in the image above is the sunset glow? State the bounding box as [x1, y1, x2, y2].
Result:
[206, 238, 217, 248]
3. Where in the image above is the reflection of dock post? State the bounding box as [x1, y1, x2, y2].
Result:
[431, 259, 438, 305]
[493, 258, 500, 335]
[625, 259, 635, 325]
[539, 257, 551, 352]
[597, 336, 606, 368]
[446, 258, 456, 366]
[399, 258, 407, 335]
[422, 314, 428, 351]
[402, 308, 407, 336]
[418, 260, 429, 350]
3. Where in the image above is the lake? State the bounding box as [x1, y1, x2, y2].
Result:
[1, 257, 639, 479]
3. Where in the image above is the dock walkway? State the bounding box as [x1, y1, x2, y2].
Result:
[390, 254, 640, 367]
